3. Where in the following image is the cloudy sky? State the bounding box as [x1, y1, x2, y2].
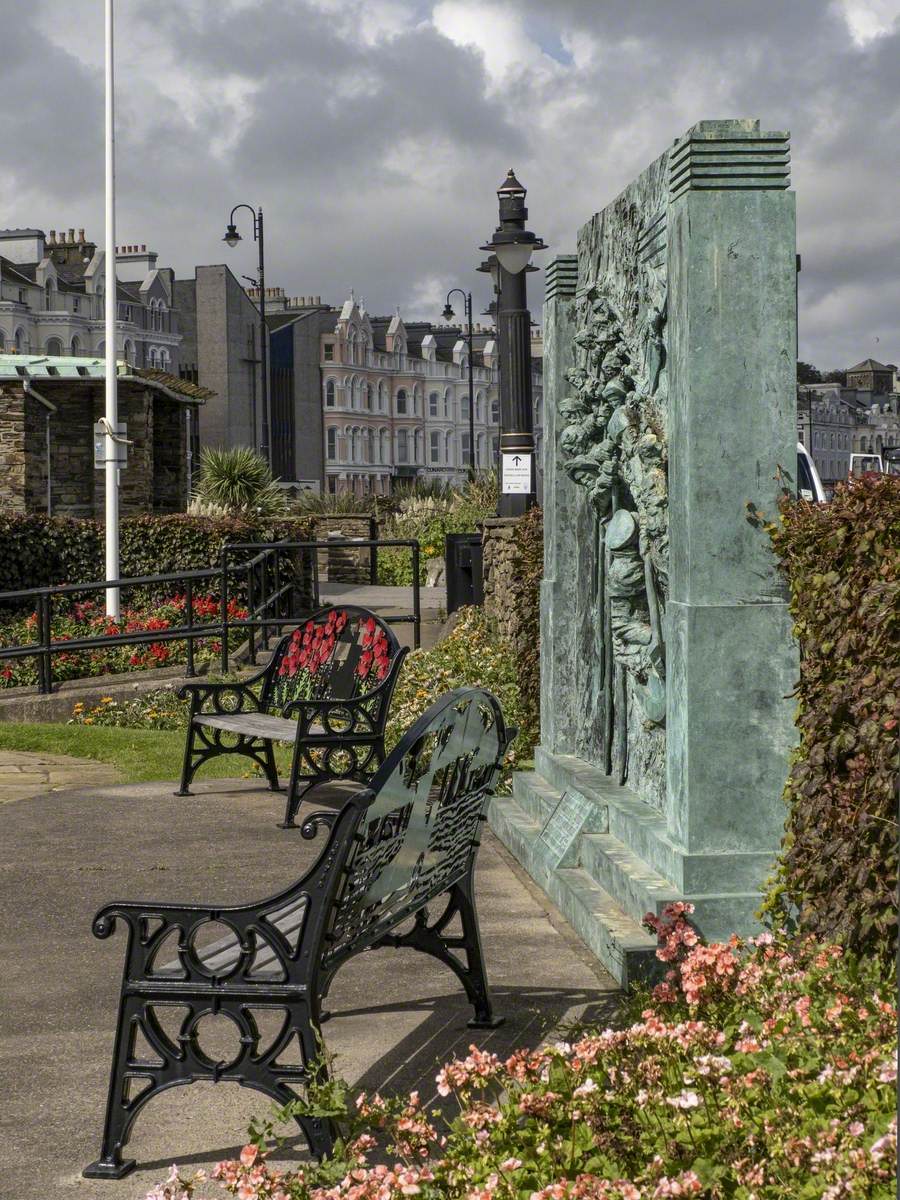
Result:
[2, 0, 898, 368]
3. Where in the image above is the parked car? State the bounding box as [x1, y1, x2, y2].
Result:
[797, 442, 826, 502]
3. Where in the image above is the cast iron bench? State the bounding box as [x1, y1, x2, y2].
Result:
[176, 605, 408, 827]
[83, 687, 514, 1179]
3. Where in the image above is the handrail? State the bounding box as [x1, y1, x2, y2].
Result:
[0, 536, 423, 694]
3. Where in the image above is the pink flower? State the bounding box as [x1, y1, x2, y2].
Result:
[239, 1145, 258, 1168]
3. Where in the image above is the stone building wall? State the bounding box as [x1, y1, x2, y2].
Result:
[0, 388, 26, 513]
[0, 383, 200, 518]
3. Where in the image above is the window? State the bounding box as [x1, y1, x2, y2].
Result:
[368, 429, 375, 463]
[490, 397, 500, 424]
[364, 383, 372, 411]
[444, 389, 452, 418]
[379, 383, 387, 412]
[475, 392, 484, 422]
[44, 280, 54, 310]
[325, 380, 336, 407]
[414, 429, 422, 463]
[396, 389, 407, 415]
[491, 435, 499, 465]
[461, 395, 470, 420]
[429, 391, 439, 417]
[323, 343, 334, 361]
[397, 429, 409, 463]
[70, 336, 81, 356]
[73, 297, 80, 314]
[430, 431, 440, 463]
[461, 432, 471, 467]
[327, 428, 337, 460]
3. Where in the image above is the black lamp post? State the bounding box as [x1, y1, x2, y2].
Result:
[480, 170, 545, 516]
[223, 204, 270, 466]
[442, 289, 476, 478]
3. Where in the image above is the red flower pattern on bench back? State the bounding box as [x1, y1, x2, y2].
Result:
[269, 609, 394, 710]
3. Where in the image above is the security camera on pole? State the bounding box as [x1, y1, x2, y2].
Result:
[480, 170, 545, 516]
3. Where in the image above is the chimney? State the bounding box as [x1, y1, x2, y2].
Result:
[78, 228, 85, 242]
[68, 229, 75, 243]
[48, 230, 56, 244]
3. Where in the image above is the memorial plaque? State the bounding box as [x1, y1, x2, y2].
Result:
[538, 790, 595, 866]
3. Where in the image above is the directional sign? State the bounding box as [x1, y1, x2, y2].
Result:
[501, 452, 532, 494]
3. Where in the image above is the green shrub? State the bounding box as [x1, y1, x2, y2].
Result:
[69, 688, 190, 731]
[386, 606, 534, 779]
[759, 476, 899, 962]
[376, 476, 498, 584]
[190, 446, 290, 519]
[0, 512, 314, 597]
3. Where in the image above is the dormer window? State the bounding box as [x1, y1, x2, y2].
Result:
[44, 280, 54, 310]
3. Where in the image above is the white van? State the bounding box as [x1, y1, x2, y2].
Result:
[797, 442, 826, 502]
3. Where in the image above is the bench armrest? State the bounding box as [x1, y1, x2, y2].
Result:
[177, 679, 265, 716]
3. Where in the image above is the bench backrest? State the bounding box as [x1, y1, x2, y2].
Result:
[263, 606, 401, 713]
[320, 688, 512, 968]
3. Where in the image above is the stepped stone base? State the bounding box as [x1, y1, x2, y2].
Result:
[489, 750, 773, 987]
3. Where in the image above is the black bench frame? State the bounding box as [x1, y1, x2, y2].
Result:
[176, 605, 409, 827]
[83, 687, 514, 1180]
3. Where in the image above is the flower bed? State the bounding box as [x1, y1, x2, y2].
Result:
[69, 688, 190, 730]
[0, 593, 248, 688]
[149, 906, 897, 1200]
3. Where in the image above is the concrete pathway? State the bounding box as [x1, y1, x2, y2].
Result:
[0, 749, 121, 805]
[0, 775, 618, 1200]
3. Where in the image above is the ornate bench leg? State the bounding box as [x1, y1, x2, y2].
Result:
[280, 741, 311, 828]
[175, 721, 198, 797]
[378, 874, 503, 1030]
[83, 993, 145, 1179]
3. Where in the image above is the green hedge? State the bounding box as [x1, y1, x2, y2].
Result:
[0, 513, 315, 597]
[761, 476, 899, 962]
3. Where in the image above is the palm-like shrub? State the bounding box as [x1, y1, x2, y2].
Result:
[189, 447, 289, 519]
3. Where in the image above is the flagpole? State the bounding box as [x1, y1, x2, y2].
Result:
[104, 0, 120, 618]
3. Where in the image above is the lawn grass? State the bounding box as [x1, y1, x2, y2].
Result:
[0, 722, 293, 785]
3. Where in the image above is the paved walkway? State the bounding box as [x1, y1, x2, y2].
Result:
[0, 773, 618, 1200]
[0, 750, 121, 805]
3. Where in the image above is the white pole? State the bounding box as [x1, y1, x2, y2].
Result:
[104, 0, 120, 618]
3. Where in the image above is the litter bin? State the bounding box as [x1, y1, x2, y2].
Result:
[445, 533, 484, 615]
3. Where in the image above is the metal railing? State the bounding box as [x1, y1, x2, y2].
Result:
[0, 537, 421, 695]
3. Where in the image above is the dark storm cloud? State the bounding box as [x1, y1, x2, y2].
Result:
[3, 0, 898, 366]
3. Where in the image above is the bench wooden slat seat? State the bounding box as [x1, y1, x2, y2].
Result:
[176, 605, 408, 827]
[83, 688, 515, 1181]
[192, 712, 303, 741]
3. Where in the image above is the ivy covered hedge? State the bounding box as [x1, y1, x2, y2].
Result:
[0, 513, 315, 597]
[762, 476, 899, 962]
[482, 507, 543, 749]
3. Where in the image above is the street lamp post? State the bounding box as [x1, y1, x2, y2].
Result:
[480, 170, 545, 516]
[442, 289, 475, 478]
[223, 206, 270, 466]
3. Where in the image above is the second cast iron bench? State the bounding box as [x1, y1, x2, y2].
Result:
[176, 605, 409, 827]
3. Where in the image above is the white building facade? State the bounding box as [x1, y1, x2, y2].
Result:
[320, 298, 542, 495]
[0, 228, 180, 370]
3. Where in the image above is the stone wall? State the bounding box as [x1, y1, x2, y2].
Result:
[0, 383, 199, 518]
[311, 515, 376, 584]
[0, 388, 26, 514]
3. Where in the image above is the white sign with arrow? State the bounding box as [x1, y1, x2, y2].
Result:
[501, 451, 532, 494]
